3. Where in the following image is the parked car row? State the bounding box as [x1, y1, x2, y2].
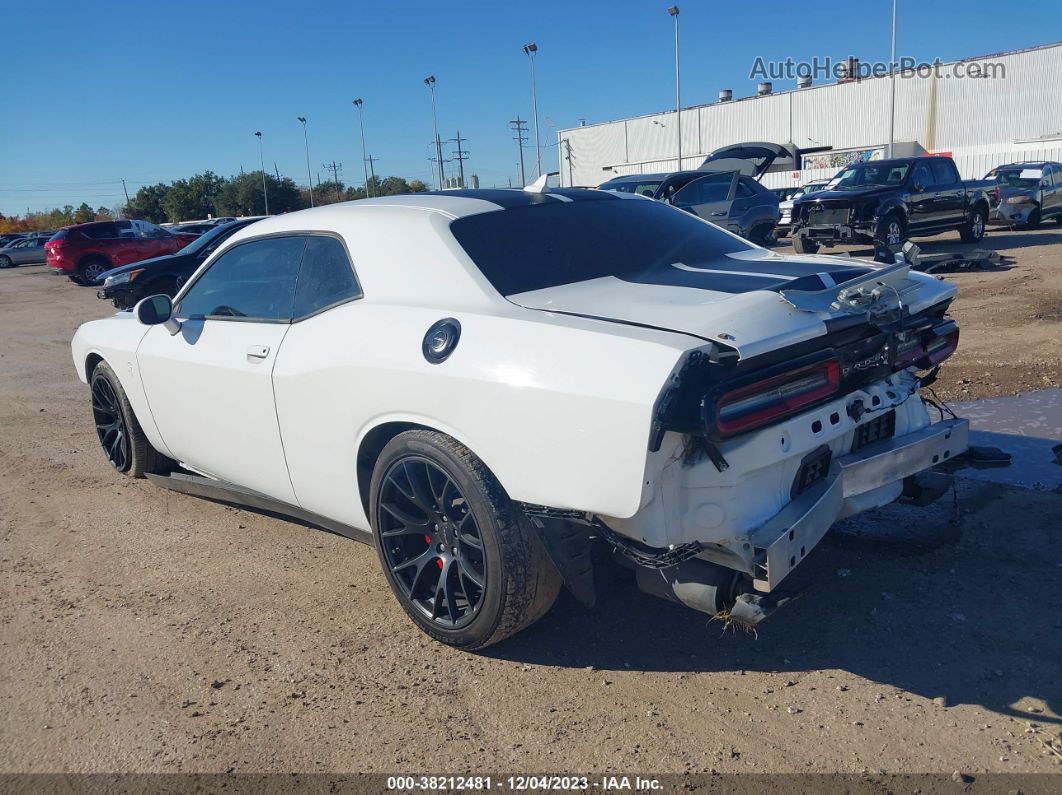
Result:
[597, 143, 1060, 252]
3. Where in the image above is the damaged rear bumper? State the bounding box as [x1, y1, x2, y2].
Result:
[748, 418, 969, 592]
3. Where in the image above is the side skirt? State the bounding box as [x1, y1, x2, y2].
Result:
[145, 470, 373, 545]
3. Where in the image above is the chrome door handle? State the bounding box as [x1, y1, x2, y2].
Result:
[246, 345, 270, 360]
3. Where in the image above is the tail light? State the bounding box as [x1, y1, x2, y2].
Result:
[895, 323, 959, 369]
[713, 359, 841, 437]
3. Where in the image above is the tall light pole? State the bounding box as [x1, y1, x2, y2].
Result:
[667, 7, 682, 169]
[297, 116, 314, 207]
[522, 43, 541, 178]
[352, 99, 371, 198]
[424, 76, 445, 190]
[887, 0, 897, 158]
[254, 132, 269, 215]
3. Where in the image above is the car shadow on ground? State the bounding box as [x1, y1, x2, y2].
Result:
[486, 478, 1061, 725]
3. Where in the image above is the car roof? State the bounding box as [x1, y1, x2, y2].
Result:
[995, 161, 1058, 169]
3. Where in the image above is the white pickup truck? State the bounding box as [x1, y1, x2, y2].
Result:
[71, 187, 967, 649]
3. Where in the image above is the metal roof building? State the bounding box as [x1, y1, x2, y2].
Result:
[556, 42, 1062, 188]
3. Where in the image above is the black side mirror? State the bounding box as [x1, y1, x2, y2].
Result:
[135, 294, 181, 335]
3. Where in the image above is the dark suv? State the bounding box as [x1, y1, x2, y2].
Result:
[790, 156, 990, 253]
[985, 161, 1062, 227]
[598, 142, 790, 246]
[45, 220, 197, 284]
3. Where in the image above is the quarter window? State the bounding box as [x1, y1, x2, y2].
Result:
[176, 236, 305, 322]
[293, 235, 361, 319]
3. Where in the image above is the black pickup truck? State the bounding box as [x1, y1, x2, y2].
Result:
[790, 156, 991, 254]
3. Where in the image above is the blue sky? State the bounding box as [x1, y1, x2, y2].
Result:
[2, 0, 1059, 215]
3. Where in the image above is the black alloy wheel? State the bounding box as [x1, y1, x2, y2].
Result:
[91, 374, 130, 471]
[378, 457, 487, 628]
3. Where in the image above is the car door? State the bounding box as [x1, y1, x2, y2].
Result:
[669, 172, 737, 227]
[271, 234, 365, 525]
[136, 235, 306, 503]
[929, 159, 964, 228]
[906, 161, 939, 233]
[1043, 166, 1060, 217]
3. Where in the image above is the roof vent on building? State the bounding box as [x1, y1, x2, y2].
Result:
[718, 88, 732, 102]
[797, 74, 812, 89]
[757, 82, 773, 96]
[839, 56, 860, 82]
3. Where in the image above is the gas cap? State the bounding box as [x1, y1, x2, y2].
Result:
[422, 318, 461, 364]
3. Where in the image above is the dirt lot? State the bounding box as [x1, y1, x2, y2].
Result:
[1, 225, 1060, 783]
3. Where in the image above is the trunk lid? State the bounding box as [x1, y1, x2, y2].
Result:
[508, 250, 955, 360]
[699, 142, 796, 180]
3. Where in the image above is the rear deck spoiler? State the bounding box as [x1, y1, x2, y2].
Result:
[779, 262, 919, 319]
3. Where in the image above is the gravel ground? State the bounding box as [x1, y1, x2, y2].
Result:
[1, 226, 1060, 782]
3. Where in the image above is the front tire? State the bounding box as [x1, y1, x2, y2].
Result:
[960, 205, 988, 242]
[90, 361, 169, 477]
[876, 212, 907, 247]
[370, 430, 561, 650]
[1023, 206, 1041, 229]
[0, 255, 12, 268]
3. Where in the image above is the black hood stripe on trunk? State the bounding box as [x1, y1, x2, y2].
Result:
[616, 262, 872, 295]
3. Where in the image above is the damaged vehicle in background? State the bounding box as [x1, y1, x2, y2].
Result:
[790, 156, 991, 254]
[776, 179, 831, 238]
[984, 161, 1062, 228]
[599, 142, 787, 246]
[72, 187, 969, 649]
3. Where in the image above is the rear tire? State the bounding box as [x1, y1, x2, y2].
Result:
[792, 235, 820, 254]
[78, 256, 109, 285]
[748, 223, 777, 247]
[90, 361, 170, 478]
[960, 205, 987, 242]
[0, 255, 12, 268]
[370, 429, 561, 650]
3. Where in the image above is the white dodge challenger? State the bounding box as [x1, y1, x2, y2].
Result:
[72, 187, 968, 649]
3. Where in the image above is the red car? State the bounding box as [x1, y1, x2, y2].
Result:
[46, 220, 198, 284]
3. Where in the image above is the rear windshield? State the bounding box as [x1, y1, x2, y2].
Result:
[600, 179, 663, 197]
[991, 169, 1040, 188]
[49, 229, 69, 241]
[449, 198, 751, 296]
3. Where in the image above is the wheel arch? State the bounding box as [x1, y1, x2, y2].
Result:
[355, 418, 500, 524]
[77, 251, 112, 269]
[83, 351, 105, 383]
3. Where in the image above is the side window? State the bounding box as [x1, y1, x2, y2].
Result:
[176, 236, 305, 322]
[672, 173, 732, 205]
[735, 181, 754, 198]
[293, 235, 361, 319]
[117, 220, 135, 239]
[911, 162, 933, 190]
[930, 159, 956, 187]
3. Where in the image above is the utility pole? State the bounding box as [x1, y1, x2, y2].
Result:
[297, 117, 314, 207]
[323, 161, 343, 201]
[522, 43, 541, 178]
[254, 132, 269, 215]
[366, 155, 379, 194]
[888, 0, 897, 158]
[121, 179, 130, 204]
[449, 130, 469, 188]
[274, 162, 280, 179]
[509, 116, 528, 186]
[563, 139, 574, 186]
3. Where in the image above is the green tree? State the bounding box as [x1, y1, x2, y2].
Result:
[123, 183, 171, 224]
[215, 172, 304, 217]
[73, 202, 95, 224]
[161, 171, 227, 222]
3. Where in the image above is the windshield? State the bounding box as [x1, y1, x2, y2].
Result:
[828, 163, 910, 190]
[803, 182, 828, 194]
[177, 221, 243, 256]
[991, 169, 1040, 188]
[600, 179, 663, 198]
[449, 198, 751, 297]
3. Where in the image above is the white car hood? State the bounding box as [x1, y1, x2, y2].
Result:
[507, 250, 956, 360]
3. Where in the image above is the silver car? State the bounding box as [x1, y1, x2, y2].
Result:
[0, 236, 49, 268]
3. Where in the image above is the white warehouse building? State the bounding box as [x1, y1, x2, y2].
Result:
[556, 42, 1062, 189]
